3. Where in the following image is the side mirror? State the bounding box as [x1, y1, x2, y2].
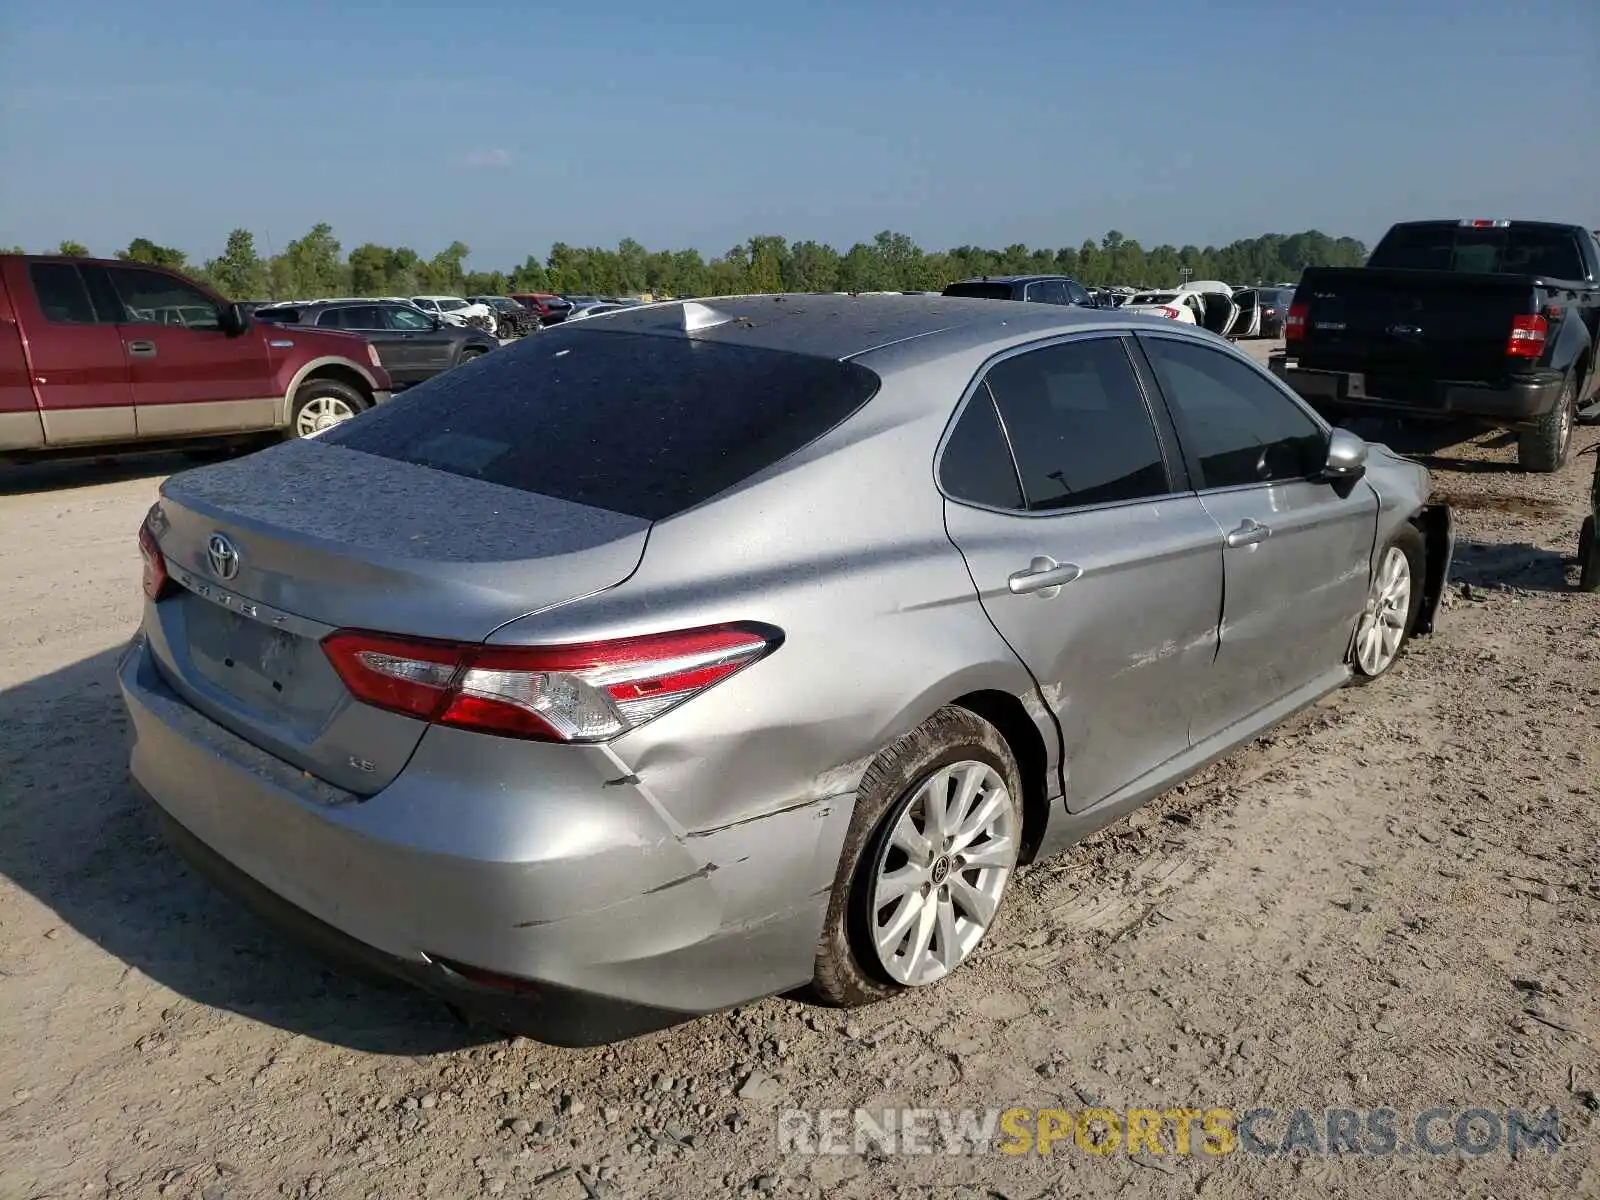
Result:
[1321, 427, 1368, 481]
[220, 302, 251, 336]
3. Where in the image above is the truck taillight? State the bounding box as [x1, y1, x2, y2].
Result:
[366, 343, 382, 368]
[1285, 302, 1309, 341]
[322, 623, 783, 743]
[1506, 314, 1548, 359]
[137, 522, 172, 601]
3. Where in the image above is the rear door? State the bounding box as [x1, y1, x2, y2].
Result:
[9, 260, 134, 443]
[95, 264, 277, 437]
[941, 333, 1225, 811]
[1135, 333, 1376, 741]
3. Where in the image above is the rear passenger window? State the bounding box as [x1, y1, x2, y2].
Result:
[982, 337, 1170, 511]
[940, 388, 1024, 510]
[29, 264, 99, 324]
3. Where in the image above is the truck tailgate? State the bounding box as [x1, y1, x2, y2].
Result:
[1294, 267, 1535, 382]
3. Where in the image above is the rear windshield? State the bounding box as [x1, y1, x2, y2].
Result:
[942, 281, 1014, 301]
[1369, 224, 1585, 279]
[319, 328, 882, 521]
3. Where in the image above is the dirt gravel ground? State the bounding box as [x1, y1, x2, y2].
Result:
[2, 340, 1598, 1200]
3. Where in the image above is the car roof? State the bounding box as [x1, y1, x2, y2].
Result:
[560, 292, 1175, 362]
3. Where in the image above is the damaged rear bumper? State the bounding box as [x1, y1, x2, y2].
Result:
[117, 636, 853, 1045]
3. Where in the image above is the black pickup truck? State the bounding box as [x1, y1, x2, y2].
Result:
[1273, 219, 1600, 471]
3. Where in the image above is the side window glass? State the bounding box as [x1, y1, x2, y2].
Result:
[342, 305, 384, 330]
[1140, 336, 1326, 488]
[940, 386, 1024, 510]
[1067, 282, 1093, 306]
[317, 308, 348, 329]
[110, 268, 221, 331]
[388, 306, 432, 330]
[983, 337, 1170, 512]
[27, 263, 99, 324]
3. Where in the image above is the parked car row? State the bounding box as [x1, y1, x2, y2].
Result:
[253, 299, 499, 388]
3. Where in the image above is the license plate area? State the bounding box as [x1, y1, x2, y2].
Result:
[179, 593, 340, 728]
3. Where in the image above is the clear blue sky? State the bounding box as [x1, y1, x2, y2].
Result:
[2, 0, 1596, 270]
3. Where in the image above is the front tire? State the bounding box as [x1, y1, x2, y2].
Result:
[1350, 526, 1425, 683]
[809, 707, 1023, 1007]
[288, 378, 366, 439]
[1517, 375, 1576, 473]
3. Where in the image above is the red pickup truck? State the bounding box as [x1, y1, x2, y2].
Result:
[0, 254, 392, 462]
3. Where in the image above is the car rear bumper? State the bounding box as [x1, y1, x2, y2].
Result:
[1274, 359, 1565, 425]
[117, 634, 849, 1045]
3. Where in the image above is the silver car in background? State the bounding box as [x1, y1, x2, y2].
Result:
[121, 295, 1453, 1045]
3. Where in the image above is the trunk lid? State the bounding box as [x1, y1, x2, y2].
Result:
[146, 437, 649, 793]
[1294, 267, 1538, 384]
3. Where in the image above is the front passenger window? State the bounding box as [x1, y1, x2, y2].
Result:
[108, 268, 222, 331]
[1140, 335, 1326, 489]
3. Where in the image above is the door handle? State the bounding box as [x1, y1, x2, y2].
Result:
[126, 340, 157, 358]
[1007, 555, 1083, 597]
[1225, 518, 1272, 548]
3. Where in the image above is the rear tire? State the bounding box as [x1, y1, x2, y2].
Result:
[288, 378, 366, 439]
[1579, 516, 1600, 593]
[1349, 525, 1425, 684]
[808, 707, 1023, 1007]
[1517, 375, 1576, 472]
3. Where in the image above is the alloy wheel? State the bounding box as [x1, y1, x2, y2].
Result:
[295, 395, 358, 438]
[869, 760, 1019, 986]
[1355, 545, 1412, 675]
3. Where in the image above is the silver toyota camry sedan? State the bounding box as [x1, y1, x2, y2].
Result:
[121, 295, 1453, 1044]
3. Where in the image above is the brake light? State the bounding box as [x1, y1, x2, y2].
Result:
[321, 623, 782, 742]
[366, 343, 382, 368]
[137, 522, 172, 601]
[1285, 302, 1309, 341]
[1506, 313, 1548, 359]
[1158, 306, 1181, 320]
[1460, 219, 1510, 228]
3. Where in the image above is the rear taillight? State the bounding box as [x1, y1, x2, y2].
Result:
[321, 623, 781, 743]
[366, 343, 382, 368]
[1158, 306, 1181, 320]
[138, 522, 171, 601]
[1285, 302, 1309, 341]
[1506, 313, 1548, 359]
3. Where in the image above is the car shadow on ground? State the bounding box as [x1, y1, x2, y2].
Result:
[0, 452, 192, 497]
[1346, 419, 1531, 474]
[1448, 537, 1578, 594]
[0, 645, 489, 1054]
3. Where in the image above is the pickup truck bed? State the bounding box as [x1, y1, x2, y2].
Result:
[1274, 220, 1600, 473]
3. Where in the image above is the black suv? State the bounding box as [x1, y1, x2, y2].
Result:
[255, 300, 499, 387]
[942, 275, 1101, 307]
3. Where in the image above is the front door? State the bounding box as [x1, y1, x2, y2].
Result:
[94, 264, 276, 437]
[1135, 333, 1378, 742]
[383, 304, 455, 379]
[8, 260, 134, 443]
[1229, 291, 1261, 338]
[940, 333, 1224, 811]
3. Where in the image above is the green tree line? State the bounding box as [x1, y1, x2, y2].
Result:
[8, 226, 1369, 300]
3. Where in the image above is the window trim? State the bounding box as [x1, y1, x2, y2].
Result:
[1130, 329, 1333, 497]
[934, 330, 1190, 520]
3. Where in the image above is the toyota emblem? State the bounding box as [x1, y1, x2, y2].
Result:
[207, 533, 241, 581]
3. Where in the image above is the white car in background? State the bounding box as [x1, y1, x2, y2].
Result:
[1120, 290, 1203, 325]
[410, 295, 498, 335]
